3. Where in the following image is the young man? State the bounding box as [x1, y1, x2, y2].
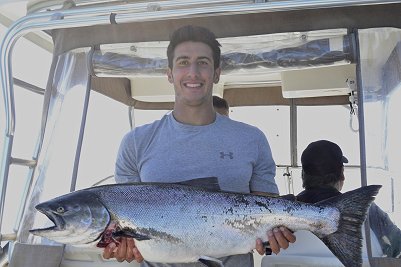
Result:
[298, 140, 401, 259]
[103, 25, 296, 266]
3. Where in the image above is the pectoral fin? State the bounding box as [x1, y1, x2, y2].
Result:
[199, 256, 224, 267]
[113, 229, 151, 241]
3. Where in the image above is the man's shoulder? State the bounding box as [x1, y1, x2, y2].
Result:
[221, 116, 264, 136]
[131, 113, 170, 134]
[121, 114, 170, 145]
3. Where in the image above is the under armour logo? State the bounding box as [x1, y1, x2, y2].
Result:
[220, 152, 234, 159]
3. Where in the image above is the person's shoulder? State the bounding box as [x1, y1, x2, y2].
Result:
[125, 113, 170, 138]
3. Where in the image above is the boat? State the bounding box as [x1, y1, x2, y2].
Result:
[1, 1, 401, 266]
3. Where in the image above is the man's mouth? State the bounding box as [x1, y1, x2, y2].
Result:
[184, 82, 203, 88]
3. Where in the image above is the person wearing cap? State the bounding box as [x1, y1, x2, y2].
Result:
[297, 140, 349, 202]
[297, 140, 401, 259]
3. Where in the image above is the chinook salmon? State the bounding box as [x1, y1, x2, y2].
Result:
[30, 179, 381, 267]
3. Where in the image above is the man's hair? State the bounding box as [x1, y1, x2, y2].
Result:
[167, 25, 221, 69]
[301, 171, 342, 189]
[301, 140, 348, 189]
[213, 95, 229, 110]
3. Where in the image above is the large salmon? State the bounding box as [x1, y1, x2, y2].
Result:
[30, 181, 381, 267]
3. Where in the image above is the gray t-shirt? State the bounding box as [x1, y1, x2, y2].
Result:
[115, 112, 278, 267]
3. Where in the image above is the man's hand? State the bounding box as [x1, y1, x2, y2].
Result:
[103, 237, 144, 263]
[255, 227, 296, 255]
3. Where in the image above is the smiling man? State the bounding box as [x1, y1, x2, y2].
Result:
[103, 25, 296, 267]
[167, 27, 221, 126]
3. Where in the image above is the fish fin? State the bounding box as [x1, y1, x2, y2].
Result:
[113, 229, 151, 241]
[317, 185, 381, 267]
[199, 256, 224, 267]
[176, 177, 221, 191]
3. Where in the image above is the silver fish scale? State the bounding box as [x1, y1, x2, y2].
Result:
[90, 184, 339, 262]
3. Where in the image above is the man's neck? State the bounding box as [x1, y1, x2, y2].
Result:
[172, 105, 216, 126]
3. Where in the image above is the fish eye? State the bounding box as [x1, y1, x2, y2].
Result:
[56, 206, 65, 213]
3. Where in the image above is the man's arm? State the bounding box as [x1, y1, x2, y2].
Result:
[369, 203, 401, 258]
[115, 132, 141, 183]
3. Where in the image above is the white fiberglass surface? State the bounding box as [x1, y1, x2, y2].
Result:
[230, 106, 291, 166]
[297, 104, 360, 166]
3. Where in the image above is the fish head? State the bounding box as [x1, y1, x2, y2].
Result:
[30, 191, 110, 245]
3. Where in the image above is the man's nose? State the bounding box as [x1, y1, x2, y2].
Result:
[187, 62, 200, 77]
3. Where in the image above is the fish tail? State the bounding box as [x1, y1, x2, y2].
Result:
[317, 185, 381, 267]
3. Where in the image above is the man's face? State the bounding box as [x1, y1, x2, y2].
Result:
[167, 41, 221, 106]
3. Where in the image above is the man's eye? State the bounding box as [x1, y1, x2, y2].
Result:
[177, 60, 189, 66]
[198, 61, 208, 65]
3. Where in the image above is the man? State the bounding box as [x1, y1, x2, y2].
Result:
[103, 25, 296, 266]
[213, 95, 229, 116]
[297, 139, 401, 258]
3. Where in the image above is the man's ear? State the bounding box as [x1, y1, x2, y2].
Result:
[214, 68, 221, 84]
[340, 167, 345, 181]
[167, 68, 173, 83]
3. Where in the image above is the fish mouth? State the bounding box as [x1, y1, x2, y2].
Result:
[29, 203, 65, 233]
